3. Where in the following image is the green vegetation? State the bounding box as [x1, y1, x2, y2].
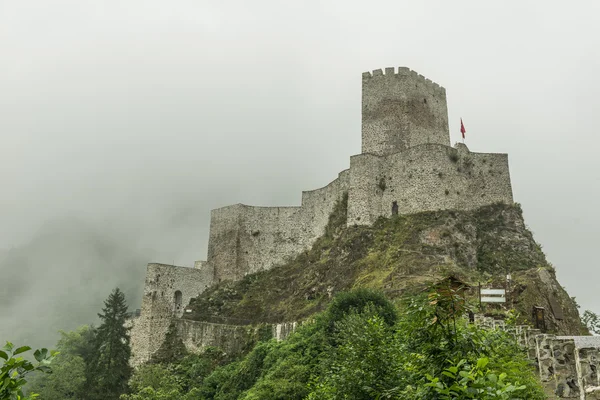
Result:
[124, 287, 545, 399]
[0, 342, 55, 400]
[582, 310, 600, 334]
[27, 325, 95, 399]
[27, 288, 132, 400]
[86, 288, 132, 400]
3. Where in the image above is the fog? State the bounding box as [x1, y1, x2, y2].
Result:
[1, 0, 599, 349]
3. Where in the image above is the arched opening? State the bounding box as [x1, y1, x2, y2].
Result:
[173, 290, 182, 312]
[391, 201, 399, 216]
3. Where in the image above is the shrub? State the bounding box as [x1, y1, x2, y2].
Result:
[323, 288, 398, 332]
[0, 342, 56, 400]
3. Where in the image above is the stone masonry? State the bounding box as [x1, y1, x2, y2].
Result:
[129, 263, 213, 365]
[130, 66, 515, 365]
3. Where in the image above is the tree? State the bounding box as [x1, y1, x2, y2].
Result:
[27, 325, 96, 399]
[86, 288, 132, 400]
[119, 364, 182, 400]
[307, 310, 401, 400]
[582, 310, 600, 335]
[0, 341, 55, 400]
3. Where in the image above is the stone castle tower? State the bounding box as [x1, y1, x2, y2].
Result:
[362, 67, 450, 155]
[130, 67, 514, 365]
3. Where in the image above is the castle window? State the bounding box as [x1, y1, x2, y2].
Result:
[174, 290, 183, 312]
[391, 201, 399, 216]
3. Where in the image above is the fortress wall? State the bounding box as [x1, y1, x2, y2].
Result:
[130, 263, 212, 366]
[348, 144, 513, 226]
[362, 67, 450, 156]
[207, 204, 244, 283]
[208, 173, 349, 282]
[235, 206, 308, 279]
[208, 205, 305, 282]
[173, 320, 298, 356]
[174, 319, 262, 356]
[347, 154, 385, 225]
[300, 169, 351, 236]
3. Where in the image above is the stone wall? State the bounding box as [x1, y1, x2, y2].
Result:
[130, 263, 214, 366]
[205, 140, 513, 280]
[133, 319, 299, 361]
[475, 315, 600, 399]
[207, 170, 350, 282]
[174, 319, 263, 356]
[576, 347, 600, 393]
[362, 67, 450, 156]
[347, 143, 513, 226]
[272, 321, 299, 341]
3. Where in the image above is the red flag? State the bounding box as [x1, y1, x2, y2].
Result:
[460, 118, 466, 139]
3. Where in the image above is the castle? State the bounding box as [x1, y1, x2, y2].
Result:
[130, 66, 514, 365]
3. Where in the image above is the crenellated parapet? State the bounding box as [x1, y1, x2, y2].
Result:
[362, 66, 446, 96]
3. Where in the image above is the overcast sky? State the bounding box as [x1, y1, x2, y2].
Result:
[1, 0, 599, 345]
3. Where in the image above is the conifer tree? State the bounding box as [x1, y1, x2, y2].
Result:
[86, 287, 132, 400]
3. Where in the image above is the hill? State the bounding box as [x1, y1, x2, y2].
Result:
[184, 194, 585, 335]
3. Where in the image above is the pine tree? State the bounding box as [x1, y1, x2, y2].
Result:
[86, 287, 132, 400]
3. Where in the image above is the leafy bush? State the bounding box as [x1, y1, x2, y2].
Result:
[0, 342, 56, 400]
[583, 310, 600, 335]
[323, 288, 398, 331]
[426, 358, 527, 399]
[27, 325, 95, 399]
[307, 309, 401, 399]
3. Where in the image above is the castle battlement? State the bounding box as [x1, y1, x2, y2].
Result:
[130, 67, 514, 365]
[362, 66, 446, 96]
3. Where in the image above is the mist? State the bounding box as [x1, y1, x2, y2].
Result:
[1, 0, 599, 349]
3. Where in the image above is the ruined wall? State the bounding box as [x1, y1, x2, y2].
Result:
[171, 320, 297, 357]
[130, 263, 214, 366]
[272, 321, 299, 341]
[174, 319, 262, 356]
[362, 67, 450, 156]
[207, 171, 350, 282]
[347, 143, 513, 226]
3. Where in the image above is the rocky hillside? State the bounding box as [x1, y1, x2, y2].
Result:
[184, 194, 586, 335]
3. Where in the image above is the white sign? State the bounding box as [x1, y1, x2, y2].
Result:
[481, 289, 505, 296]
[481, 297, 506, 303]
[480, 288, 506, 303]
